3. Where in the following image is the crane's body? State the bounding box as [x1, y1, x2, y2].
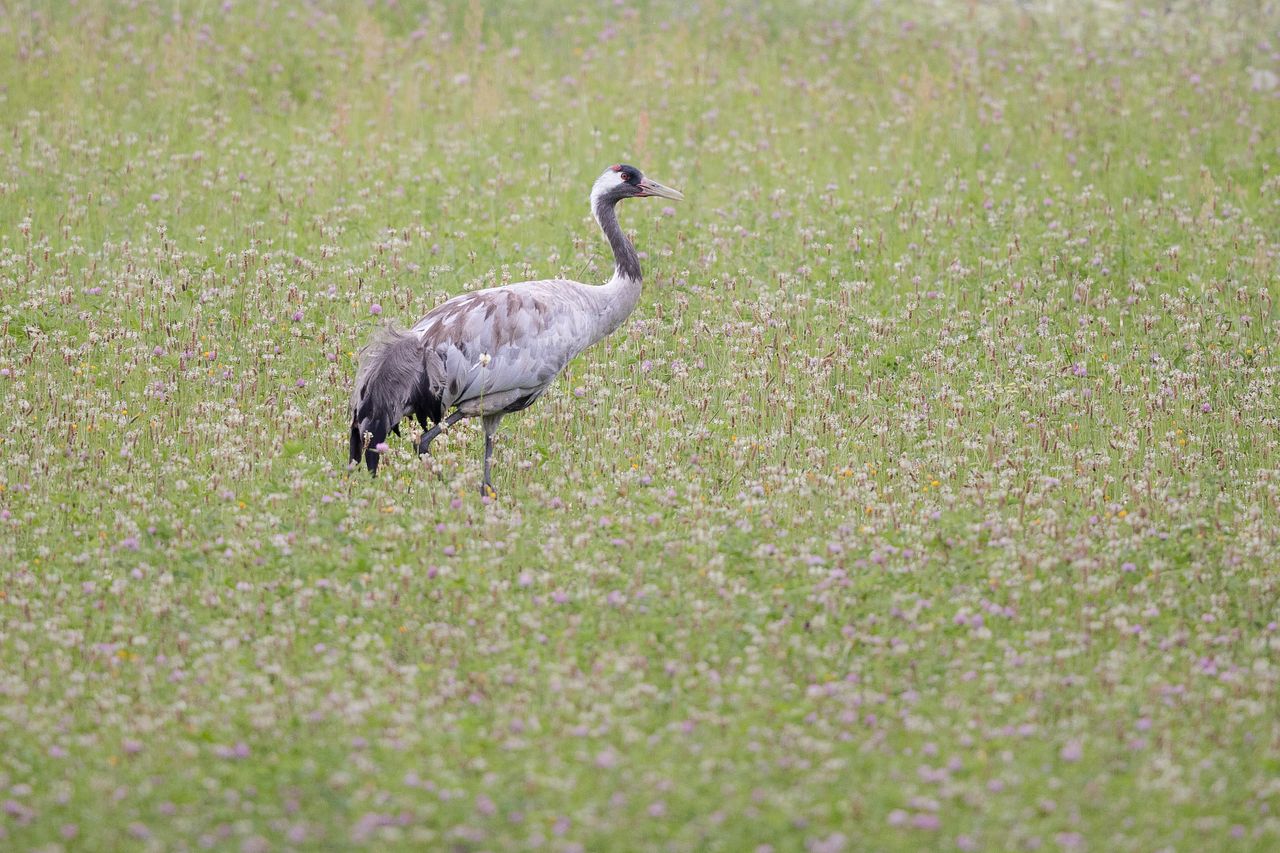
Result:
[349, 164, 682, 495]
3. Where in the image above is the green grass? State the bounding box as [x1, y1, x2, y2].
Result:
[1, 0, 1279, 849]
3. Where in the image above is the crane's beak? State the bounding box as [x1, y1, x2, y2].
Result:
[637, 177, 684, 201]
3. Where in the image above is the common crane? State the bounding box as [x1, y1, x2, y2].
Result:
[349, 164, 683, 497]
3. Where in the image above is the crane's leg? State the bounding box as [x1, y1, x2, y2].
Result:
[480, 413, 504, 498]
[417, 410, 466, 456]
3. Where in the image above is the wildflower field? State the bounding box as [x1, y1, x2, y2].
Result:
[2, 0, 1279, 849]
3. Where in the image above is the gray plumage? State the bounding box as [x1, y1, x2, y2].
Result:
[348, 164, 683, 495]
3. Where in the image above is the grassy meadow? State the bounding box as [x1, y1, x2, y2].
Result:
[2, 0, 1279, 848]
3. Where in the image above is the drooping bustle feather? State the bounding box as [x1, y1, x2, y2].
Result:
[349, 324, 440, 474]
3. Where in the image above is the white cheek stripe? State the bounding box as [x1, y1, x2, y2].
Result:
[589, 169, 627, 209]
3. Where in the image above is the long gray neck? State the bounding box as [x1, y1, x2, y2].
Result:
[594, 197, 642, 282]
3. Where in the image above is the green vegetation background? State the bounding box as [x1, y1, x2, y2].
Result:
[0, 1, 1277, 849]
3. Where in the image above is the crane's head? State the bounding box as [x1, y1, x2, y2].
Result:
[591, 164, 684, 213]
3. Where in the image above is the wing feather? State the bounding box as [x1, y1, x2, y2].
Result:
[410, 280, 600, 415]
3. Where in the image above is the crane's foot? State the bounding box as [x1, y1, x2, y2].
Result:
[418, 432, 445, 482]
[418, 454, 445, 482]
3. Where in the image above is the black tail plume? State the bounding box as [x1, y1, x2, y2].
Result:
[349, 415, 363, 467]
[349, 325, 431, 475]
